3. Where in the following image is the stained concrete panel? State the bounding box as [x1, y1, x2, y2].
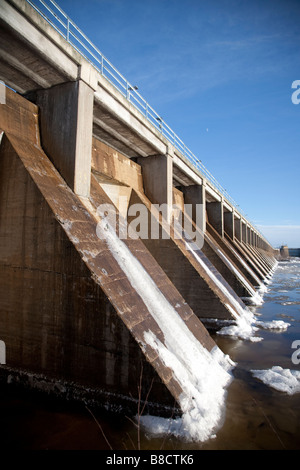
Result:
[0, 89, 223, 415]
[224, 211, 234, 240]
[137, 154, 173, 223]
[207, 200, 224, 238]
[182, 184, 206, 234]
[34, 80, 94, 197]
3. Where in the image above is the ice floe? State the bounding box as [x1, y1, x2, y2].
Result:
[255, 320, 290, 331]
[251, 366, 300, 395]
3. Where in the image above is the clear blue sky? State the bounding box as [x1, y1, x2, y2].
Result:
[58, 0, 300, 248]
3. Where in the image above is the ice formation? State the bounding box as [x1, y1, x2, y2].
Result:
[187, 244, 261, 342]
[97, 219, 235, 442]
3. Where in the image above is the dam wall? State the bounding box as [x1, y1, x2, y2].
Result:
[0, 88, 274, 416]
[0, 90, 220, 415]
[0, 0, 277, 433]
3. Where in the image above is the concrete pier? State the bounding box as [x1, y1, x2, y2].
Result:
[32, 79, 95, 197]
[137, 153, 173, 223]
[279, 245, 290, 260]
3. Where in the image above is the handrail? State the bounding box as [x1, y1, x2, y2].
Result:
[25, 0, 253, 224]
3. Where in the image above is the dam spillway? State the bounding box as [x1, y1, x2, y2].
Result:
[0, 0, 277, 441]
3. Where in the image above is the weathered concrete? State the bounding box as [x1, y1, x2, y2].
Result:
[207, 222, 263, 288]
[242, 222, 247, 244]
[92, 141, 249, 319]
[279, 245, 290, 260]
[175, 188, 256, 298]
[230, 238, 269, 281]
[0, 0, 279, 418]
[171, 186, 264, 297]
[181, 183, 206, 234]
[30, 80, 95, 197]
[0, 136, 174, 412]
[224, 210, 234, 240]
[250, 246, 274, 272]
[234, 216, 242, 242]
[207, 200, 224, 238]
[0, 0, 276, 254]
[0, 88, 221, 414]
[126, 190, 246, 321]
[92, 139, 144, 193]
[244, 243, 274, 274]
[202, 232, 254, 298]
[137, 153, 173, 223]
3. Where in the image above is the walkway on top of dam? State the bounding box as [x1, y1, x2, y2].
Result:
[0, 0, 270, 249]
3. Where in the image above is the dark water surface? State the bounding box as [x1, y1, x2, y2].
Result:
[1, 259, 300, 450]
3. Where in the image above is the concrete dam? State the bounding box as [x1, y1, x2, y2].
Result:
[0, 0, 277, 441]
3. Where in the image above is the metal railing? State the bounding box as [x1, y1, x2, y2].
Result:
[26, 0, 247, 218]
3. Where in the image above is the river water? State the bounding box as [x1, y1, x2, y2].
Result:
[0, 258, 300, 450]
